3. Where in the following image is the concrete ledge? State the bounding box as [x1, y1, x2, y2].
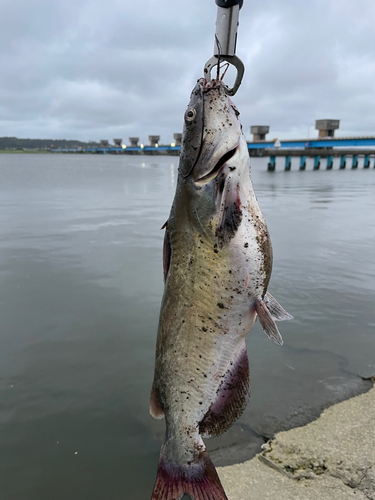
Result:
[218, 383, 375, 499]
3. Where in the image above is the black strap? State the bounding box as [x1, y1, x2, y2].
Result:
[215, 0, 243, 8]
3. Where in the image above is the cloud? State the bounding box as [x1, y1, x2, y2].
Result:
[0, 0, 374, 142]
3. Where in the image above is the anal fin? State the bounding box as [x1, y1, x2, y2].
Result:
[199, 342, 250, 438]
[255, 299, 284, 345]
[150, 385, 165, 420]
[264, 292, 293, 321]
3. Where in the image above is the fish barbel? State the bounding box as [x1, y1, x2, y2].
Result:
[150, 78, 292, 500]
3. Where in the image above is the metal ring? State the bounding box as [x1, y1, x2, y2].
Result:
[215, 0, 243, 8]
[203, 55, 245, 96]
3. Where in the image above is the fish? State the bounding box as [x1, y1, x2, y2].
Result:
[150, 77, 292, 500]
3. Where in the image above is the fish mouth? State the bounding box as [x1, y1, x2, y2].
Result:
[195, 146, 238, 184]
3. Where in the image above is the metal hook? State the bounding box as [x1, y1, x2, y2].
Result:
[203, 55, 244, 96]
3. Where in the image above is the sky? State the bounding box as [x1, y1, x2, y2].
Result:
[1, 0, 375, 144]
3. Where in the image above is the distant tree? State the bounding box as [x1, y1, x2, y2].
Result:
[0, 137, 101, 150]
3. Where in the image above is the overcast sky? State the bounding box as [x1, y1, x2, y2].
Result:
[1, 0, 375, 143]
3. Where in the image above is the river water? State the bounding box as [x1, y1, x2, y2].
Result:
[0, 153, 374, 499]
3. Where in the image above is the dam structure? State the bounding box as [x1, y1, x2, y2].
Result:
[248, 120, 375, 170]
[50, 121, 375, 169]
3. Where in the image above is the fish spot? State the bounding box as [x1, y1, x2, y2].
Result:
[217, 303, 225, 309]
[244, 242, 249, 248]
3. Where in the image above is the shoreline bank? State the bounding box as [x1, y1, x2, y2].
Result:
[218, 380, 375, 499]
[209, 372, 373, 468]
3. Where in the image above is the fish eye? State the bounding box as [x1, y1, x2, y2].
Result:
[185, 108, 196, 122]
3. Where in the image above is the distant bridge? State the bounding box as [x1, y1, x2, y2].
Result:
[51, 136, 375, 169]
[51, 135, 375, 154]
[247, 136, 375, 150]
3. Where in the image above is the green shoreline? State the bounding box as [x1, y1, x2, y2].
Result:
[0, 150, 52, 154]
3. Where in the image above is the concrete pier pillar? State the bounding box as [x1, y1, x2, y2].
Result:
[251, 126, 269, 141]
[173, 133, 182, 146]
[364, 155, 370, 168]
[313, 156, 320, 170]
[129, 137, 139, 147]
[299, 156, 306, 171]
[285, 156, 291, 171]
[340, 155, 346, 169]
[149, 135, 160, 147]
[268, 156, 276, 171]
[326, 155, 333, 170]
[352, 155, 358, 169]
[315, 119, 340, 138]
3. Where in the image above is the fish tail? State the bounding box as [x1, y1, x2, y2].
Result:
[151, 446, 228, 500]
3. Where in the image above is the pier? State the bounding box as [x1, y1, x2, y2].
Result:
[49, 123, 375, 171]
[258, 148, 375, 171]
[51, 136, 375, 155]
[246, 120, 375, 170]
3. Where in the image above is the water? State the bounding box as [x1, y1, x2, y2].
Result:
[0, 153, 374, 499]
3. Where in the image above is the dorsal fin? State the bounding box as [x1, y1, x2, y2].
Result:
[199, 342, 250, 438]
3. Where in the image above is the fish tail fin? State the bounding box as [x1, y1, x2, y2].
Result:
[151, 446, 228, 500]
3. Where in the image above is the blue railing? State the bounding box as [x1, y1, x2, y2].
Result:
[247, 137, 375, 149]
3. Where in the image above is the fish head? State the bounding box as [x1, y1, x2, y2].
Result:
[177, 79, 249, 241]
[179, 78, 243, 183]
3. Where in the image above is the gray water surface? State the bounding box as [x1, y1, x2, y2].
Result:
[0, 153, 374, 499]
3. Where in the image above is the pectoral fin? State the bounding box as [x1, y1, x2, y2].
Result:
[255, 299, 284, 346]
[215, 178, 243, 249]
[199, 342, 250, 438]
[264, 292, 293, 321]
